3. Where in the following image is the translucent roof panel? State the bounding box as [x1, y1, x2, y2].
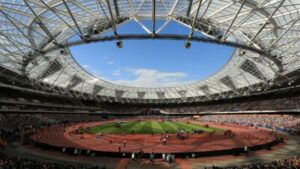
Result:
[0, 0, 299, 103]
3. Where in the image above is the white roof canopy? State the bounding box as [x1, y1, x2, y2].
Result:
[0, 0, 299, 103]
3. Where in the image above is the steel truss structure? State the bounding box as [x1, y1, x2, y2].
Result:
[0, 0, 300, 104]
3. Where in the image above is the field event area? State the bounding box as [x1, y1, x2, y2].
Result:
[79, 120, 223, 134]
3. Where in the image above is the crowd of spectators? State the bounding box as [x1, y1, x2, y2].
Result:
[199, 114, 300, 135]
[162, 95, 300, 113]
[0, 113, 105, 147]
[41, 114, 104, 123]
[0, 86, 102, 113]
[0, 154, 105, 169]
[0, 113, 105, 131]
[0, 114, 108, 168]
[0, 114, 49, 132]
[0, 114, 50, 145]
[212, 157, 300, 169]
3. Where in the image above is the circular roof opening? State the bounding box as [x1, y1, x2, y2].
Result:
[71, 21, 234, 88]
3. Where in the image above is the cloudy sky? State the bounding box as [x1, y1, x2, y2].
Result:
[71, 20, 233, 87]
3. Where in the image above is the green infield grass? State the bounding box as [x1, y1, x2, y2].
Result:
[79, 121, 224, 134]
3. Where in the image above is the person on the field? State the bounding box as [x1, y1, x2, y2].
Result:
[138, 148, 143, 160]
[118, 144, 121, 152]
[139, 148, 144, 167]
[162, 153, 166, 161]
[163, 137, 167, 145]
[166, 154, 171, 167]
[74, 148, 78, 155]
[123, 140, 126, 147]
[171, 154, 175, 162]
[149, 152, 155, 165]
[244, 145, 248, 156]
[131, 152, 135, 162]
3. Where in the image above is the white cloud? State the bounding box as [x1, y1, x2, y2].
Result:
[105, 67, 195, 87]
[107, 61, 114, 65]
[81, 65, 195, 87]
[112, 68, 122, 76]
[124, 66, 135, 72]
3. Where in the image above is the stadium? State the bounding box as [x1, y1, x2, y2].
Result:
[0, 0, 300, 169]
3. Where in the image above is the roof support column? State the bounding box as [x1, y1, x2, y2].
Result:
[186, 0, 202, 48]
[23, 0, 58, 43]
[105, 0, 119, 37]
[269, 17, 300, 48]
[152, 0, 156, 35]
[61, 0, 85, 39]
[113, 0, 120, 17]
[249, 0, 285, 43]
[223, 0, 246, 39]
[186, 0, 193, 17]
[39, 0, 80, 36]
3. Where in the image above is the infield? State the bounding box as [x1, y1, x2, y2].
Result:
[79, 120, 224, 134]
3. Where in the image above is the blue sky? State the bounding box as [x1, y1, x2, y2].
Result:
[70, 20, 233, 87]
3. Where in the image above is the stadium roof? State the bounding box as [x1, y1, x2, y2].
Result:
[0, 0, 300, 103]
